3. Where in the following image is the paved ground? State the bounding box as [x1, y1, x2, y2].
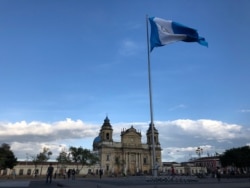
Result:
[0, 177, 249, 188]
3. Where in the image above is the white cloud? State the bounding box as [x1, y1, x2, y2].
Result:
[1, 118, 250, 163]
[240, 109, 250, 113]
[168, 104, 187, 111]
[170, 119, 244, 141]
[118, 39, 141, 56]
[154, 119, 249, 161]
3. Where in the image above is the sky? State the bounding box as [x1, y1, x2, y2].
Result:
[0, 0, 250, 163]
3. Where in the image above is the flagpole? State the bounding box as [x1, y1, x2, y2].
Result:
[146, 15, 157, 177]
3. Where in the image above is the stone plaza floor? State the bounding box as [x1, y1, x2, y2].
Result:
[0, 176, 249, 188]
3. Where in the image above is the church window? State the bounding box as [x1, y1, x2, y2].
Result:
[143, 157, 147, 164]
[106, 164, 109, 171]
[27, 169, 31, 175]
[19, 169, 24, 175]
[131, 154, 135, 162]
[106, 133, 109, 140]
[106, 154, 110, 161]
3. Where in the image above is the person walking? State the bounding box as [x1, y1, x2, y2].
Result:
[67, 169, 71, 180]
[216, 167, 221, 182]
[12, 170, 16, 179]
[99, 169, 103, 179]
[72, 169, 76, 180]
[46, 163, 54, 184]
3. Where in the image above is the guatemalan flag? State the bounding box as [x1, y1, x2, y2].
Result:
[149, 17, 208, 51]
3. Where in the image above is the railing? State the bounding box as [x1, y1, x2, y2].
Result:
[145, 175, 199, 183]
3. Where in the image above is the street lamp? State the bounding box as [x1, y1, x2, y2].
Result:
[196, 147, 204, 175]
[26, 153, 29, 166]
[196, 147, 203, 158]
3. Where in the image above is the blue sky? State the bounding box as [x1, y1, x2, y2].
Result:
[0, 0, 250, 162]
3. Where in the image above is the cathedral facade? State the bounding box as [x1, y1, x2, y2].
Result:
[93, 116, 162, 175]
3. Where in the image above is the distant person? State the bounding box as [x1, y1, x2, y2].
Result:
[67, 169, 71, 179]
[171, 166, 175, 176]
[34, 169, 38, 178]
[12, 170, 16, 179]
[216, 167, 221, 182]
[54, 170, 57, 179]
[72, 169, 76, 180]
[99, 169, 103, 179]
[46, 163, 54, 184]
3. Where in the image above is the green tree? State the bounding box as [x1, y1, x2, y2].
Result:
[56, 150, 71, 175]
[37, 147, 52, 162]
[220, 146, 250, 168]
[32, 147, 52, 176]
[69, 146, 99, 173]
[56, 150, 71, 164]
[0, 143, 17, 170]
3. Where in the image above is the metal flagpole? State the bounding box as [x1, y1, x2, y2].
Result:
[146, 15, 157, 177]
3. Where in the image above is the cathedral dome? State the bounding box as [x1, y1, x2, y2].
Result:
[93, 135, 101, 151]
[93, 135, 101, 144]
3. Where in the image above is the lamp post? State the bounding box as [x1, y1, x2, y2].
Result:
[196, 147, 203, 158]
[26, 153, 29, 166]
[196, 147, 203, 175]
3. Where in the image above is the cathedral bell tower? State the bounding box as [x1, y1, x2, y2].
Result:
[146, 123, 162, 168]
[146, 123, 160, 145]
[100, 116, 113, 142]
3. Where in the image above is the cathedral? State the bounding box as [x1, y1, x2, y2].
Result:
[93, 116, 162, 175]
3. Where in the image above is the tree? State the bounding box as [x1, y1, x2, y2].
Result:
[32, 147, 52, 176]
[69, 146, 99, 173]
[220, 146, 250, 169]
[56, 150, 71, 164]
[56, 150, 71, 175]
[0, 143, 17, 170]
[36, 147, 52, 162]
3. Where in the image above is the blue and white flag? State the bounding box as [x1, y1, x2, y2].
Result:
[149, 17, 208, 51]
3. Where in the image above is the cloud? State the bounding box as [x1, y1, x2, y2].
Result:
[154, 119, 249, 161]
[168, 104, 187, 111]
[0, 118, 99, 144]
[118, 39, 141, 56]
[170, 119, 245, 141]
[240, 109, 250, 113]
[1, 118, 250, 162]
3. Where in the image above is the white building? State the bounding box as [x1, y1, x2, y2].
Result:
[0, 161, 99, 178]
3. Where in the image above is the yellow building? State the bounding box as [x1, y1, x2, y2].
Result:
[93, 116, 162, 176]
[0, 117, 162, 178]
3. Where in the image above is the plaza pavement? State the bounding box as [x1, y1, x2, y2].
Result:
[0, 176, 249, 188]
